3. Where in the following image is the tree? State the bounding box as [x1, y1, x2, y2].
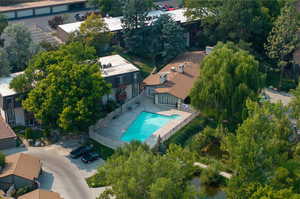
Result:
[0, 152, 5, 167]
[150, 14, 186, 65]
[121, 0, 153, 55]
[1, 24, 40, 72]
[22, 60, 111, 132]
[79, 13, 113, 55]
[88, 0, 124, 17]
[224, 101, 295, 198]
[264, 3, 299, 88]
[96, 142, 197, 199]
[185, 0, 278, 52]
[0, 48, 10, 76]
[249, 184, 300, 199]
[190, 42, 265, 124]
[10, 42, 96, 93]
[0, 14, 8, 38]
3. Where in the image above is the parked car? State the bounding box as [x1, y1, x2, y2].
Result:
[81, 151, 100, 163]
[70, 145, 93, 159]
[74, 13, 85, 21]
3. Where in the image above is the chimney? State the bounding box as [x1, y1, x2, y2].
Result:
[178, 64, 185, 73]
[159, 73, 167, 84]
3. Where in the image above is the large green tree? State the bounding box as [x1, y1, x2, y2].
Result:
[10, 42, 96, 93]
[185, 0, 279, 51]
[224, 101, 296, 198]
[264, 3, 299, 88]
[96, 142, 197, 199]
[0, 14, 8, 38]
[0, 48, 10, 76]
[1, 24, 40, 72]
[148, 14, 186, 65]
[22, 61, 110, 132]
[190, 42, 265, 124]
[10, 42, 110, 132]
[87, 0, 124, 17]
[121, 0, 153, 56]
[79, 13, 113, 55]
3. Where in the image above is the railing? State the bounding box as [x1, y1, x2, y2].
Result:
[160, 111, 199, 142]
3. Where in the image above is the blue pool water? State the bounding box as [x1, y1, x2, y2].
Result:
[121, 111, 180, 142]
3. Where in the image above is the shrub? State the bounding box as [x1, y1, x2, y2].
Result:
[200, 166, 224, 187]
[86, 170, 107, 187]
[24, 128, 44, 140]
[48, 16, 64, 29]
[0, 152, 5, 167]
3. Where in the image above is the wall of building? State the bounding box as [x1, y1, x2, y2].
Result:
[14, 107, 25, 126]
[0, 138, 16, 150]
[13, 176, 35, 189]
[0, 175, 13, 191]
[155, 93, 180, 106]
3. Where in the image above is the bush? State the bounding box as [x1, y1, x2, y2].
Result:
[0, 152, 5, 167]
[24, 128, 44, 140]
[48, 16, 64, 29]
[165, 116, 217, 147]
[200, 166, 224, 187]
[86, 170, 107, 187]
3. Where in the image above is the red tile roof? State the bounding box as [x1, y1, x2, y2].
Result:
[143, 51, 205, 100]
[0, 116, 16, 140]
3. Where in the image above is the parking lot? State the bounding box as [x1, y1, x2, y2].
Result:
[2, 140, 106, 199]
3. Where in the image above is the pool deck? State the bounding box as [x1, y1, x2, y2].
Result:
[91, 96, 192, 148]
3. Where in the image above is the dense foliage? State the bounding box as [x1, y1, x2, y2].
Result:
[190, 42, 265, 125]
[78, 13, 113, 55]
[0, 48, 10, 76]
[95, 142, 197, 199]
[265, 3, 299, 88]
[87, 0, 124, 17]
[1, 24, 40, 72]
[224, 101, 300, 198]
[185, 0, 281, 51]
[10, 42, 111, 132]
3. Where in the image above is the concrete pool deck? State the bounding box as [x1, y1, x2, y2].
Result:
[90, 96, 195, 148]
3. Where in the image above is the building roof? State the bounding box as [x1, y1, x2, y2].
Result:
[0, 116, 16, 140]
[0, 72, 24, 97]
[18, 189, 63, 199]
[58, 8, 188, 33]
[0, 153, 41, 181]
[98, 55, 139, 77]
[0, 0, 86, 13]
[143, 51, 205, 100]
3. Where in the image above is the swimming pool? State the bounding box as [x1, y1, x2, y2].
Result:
[120, 111, 180, 142]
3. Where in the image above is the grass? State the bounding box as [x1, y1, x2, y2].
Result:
[87, 139, 114, 160]
[164, 115, 217, 147]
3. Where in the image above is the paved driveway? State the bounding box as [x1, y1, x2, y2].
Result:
[2, 142, 105, 199]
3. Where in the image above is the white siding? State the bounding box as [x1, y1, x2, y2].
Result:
[35, 7, 51, 15]
[3, 12, 15, 19]
[52, 5, 68, 13]
[156, 93, 179, 106]
[125, 84, 133, 100]
[14, 108, 25, 126]
[17, 9, 34, 18]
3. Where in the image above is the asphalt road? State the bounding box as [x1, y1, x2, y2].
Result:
[28, 147, 94, 199]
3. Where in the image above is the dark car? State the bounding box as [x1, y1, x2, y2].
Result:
[70, 145, 93, 159]
[81, 151, 100, 163]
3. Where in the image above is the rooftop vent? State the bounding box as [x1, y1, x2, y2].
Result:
[178, 64, 185, 73]
[159, 73, 168, 84]
[171, 67, 176, 72]
[102, 63, 112, 69]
